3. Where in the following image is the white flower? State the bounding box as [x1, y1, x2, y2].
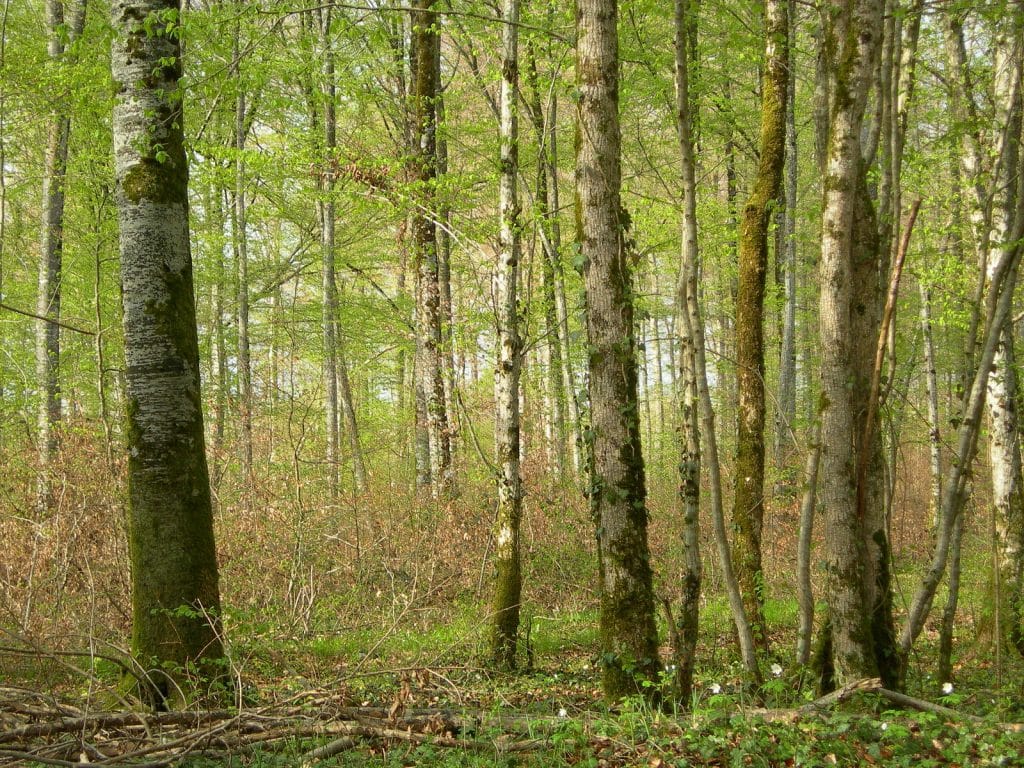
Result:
[942, 682, 954, 695]
[558, 707, 568, 718]
[770, 663, 783, 677]
[880, 722, 888, 731]
[709, 682, 722, 694]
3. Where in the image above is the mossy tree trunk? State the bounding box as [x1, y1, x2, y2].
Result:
[576, 0, 661, 702]
[112, 0, 225, 707]
[731, 0, 788, 654]
[412, 0, 453, 499]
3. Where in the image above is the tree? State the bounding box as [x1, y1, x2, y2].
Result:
[490, 0, 524, 670]
[671, 0, 702, 703]
[412, 0, 453, 499]
[816, 0, 886, 687]
[576, 0, 660, 701]
[111, 0, 225, 705]
[731, 0, 788, 652]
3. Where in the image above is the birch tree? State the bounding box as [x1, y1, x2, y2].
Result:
[490, 0, 524, 670]
[112, 0, 224, 704]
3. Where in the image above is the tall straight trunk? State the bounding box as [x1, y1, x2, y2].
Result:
[320, 5, 341, 500]
[36, 0, 85, 512]
[816, 0, 884, 687]
[731, 0, 788, 653]
[413, 0, 453, 498]
[527, 47, 566, 479]
[112, 0, 224, 705]
[490, 0, 524, 669]
[774, 0, 797, 470]
[435, 36, 458, 464]
[920, 284, 941, 526]
[577, 0, 660, 701]
[212, 188, 228, 458]
[232, 40, 253, 486]
[671, 0, 702, 704]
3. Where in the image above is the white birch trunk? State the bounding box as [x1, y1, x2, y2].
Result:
[490, 0, 524, 669]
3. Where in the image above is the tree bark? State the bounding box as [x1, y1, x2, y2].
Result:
[232, 12, 253, 486]
[577, 0, 660, 701]
[816, 0, 885, 687]
[490, 0, 524, 670]
[412, 0, 453, 499]
[731, 0, 788, 653]
[674, 0, 760, 686]
[112, 0, 224, 706]
[774, 0, 798, 473]
[672, 0, 702, 704]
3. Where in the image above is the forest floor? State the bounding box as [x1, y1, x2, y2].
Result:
[3, 602, 1024, 767]
[4, 449, 1024, 765]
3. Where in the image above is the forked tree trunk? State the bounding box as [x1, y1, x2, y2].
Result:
[577, 0, 661, 701]
[490, 0, 524, 670]
[112, 0, 224, 706]
[816, 0, 885, 687]
[731, 0, 788, 653]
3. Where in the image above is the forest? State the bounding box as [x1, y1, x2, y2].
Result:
[2, 0, 1024, 765]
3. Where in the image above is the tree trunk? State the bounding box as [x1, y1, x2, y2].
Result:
[232, 13, 253, 487]
[731, 0, 788, 653]
[796, 419, 822, 666]
[577, 0, 660, 701]
[36, 0, 85, 513]
[920, 283, 941, 527]
[816, 0, 885, 687]
[112, 0, 224, 706]
[338, 339, 367, 493]
[774, 0, 798, 473]
[674, 0, 760, 686]
[413, 0, 453, 499]
[672, 0, 702, 704]
[490, 0, 524, 669]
